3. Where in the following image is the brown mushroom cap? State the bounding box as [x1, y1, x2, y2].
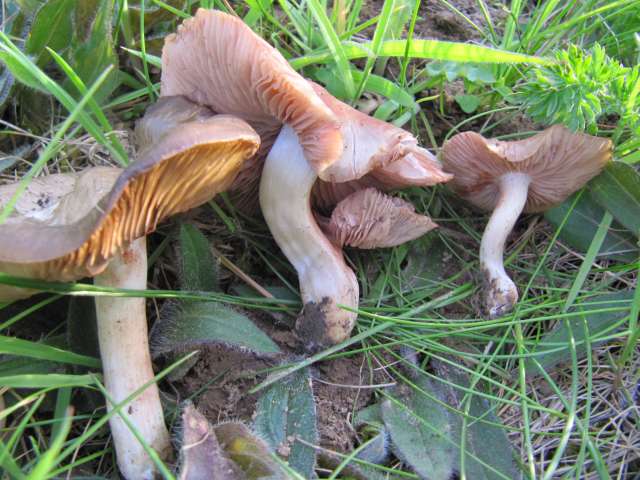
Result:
[441, 125, 612, 213]
[321, 188, 437, 249]
[161, 8, 342, 174]
[310, 83, 452, 208]
[0, 106, 259, 301]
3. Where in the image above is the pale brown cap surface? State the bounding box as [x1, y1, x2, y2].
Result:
[0, 105, 259, 301]
[310, 83, 452, 207]
[322, 188, 437, 249]
[161, 9, 342, 174]
[441, 125, 612, 213]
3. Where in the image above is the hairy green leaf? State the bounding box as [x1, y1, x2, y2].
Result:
[382, 378, 455, 480]
[430, 361, 519, 480]
[214, 421, 291, 479]
[255, 367, 317, 478]
[545, 192, 639, 263]
[25, 0, 75, 64]
[589, 162, 640, 236]
[178, 223, 219, 292]
[150, 301, 280, 355]
[526, 292, 633, 375]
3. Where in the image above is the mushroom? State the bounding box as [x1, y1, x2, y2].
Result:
[259, 91, 449, 349]
[161, 9, 452, 348]
[320, 188, 438, 249]
[0, 97, 260, 479]
[441, 125, 612, 318]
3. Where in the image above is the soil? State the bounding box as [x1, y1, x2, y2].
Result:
[165, 311, 386, 453]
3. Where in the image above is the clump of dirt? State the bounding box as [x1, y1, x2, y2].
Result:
[167, 312, 383, 453]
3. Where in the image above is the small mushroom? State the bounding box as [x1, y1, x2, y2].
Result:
[442, 125, 612, 318]
[321, 188, 438, 249]
[0, 98, 259, 479]
[161, 9, 452, 349]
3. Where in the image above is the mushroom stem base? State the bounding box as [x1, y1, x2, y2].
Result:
[94, 238, 170, 480]
[480, 172, 531, 318]
[259, 126, 359, 349]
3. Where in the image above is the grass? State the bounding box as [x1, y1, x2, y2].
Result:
[0, 0, 639, 479]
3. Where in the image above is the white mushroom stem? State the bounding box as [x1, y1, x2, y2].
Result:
[480, 172, 531, 318]
[94, 238, 170, 480]
[260, 126, 359, 348]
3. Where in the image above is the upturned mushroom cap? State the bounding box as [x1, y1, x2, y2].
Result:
[321, 188, 437, 249]
[161, 8, 342, 174]
[312, 84, 452, 185]
[441, 125, 612, 213]
[0, 102, 259, 301]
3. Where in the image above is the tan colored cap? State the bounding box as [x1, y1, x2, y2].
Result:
[441, 125, 612, 213]
[322, 188, 437, 249]
[0, 104, 259, 301]
[309, 83, 452, 207]
[161, 9, 342, 174]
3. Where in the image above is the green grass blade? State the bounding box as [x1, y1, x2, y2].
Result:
[290, 39, 552, 69]
[0, 32, 127, 166]
[0, 65, 114, 224]
[562, 212, 614, 312]
[26, 406, 74, 479]
[0, 335, 100, 368]
[0, 374, 96, 388]
[46, 47, 129, 164]
[307, 0, 356, 99]
[353, 0, 394, 102]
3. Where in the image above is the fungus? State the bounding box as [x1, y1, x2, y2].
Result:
[442, 125, 612, 318]
[0, 98, 260, 479]
[161, 9, 452, 349]
[321, 188, 438, 249]
[260, 91, 449, 349]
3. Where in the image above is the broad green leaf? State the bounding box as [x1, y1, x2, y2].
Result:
[430, 361, 519, 480]
[382, 376, 455, 480]
[455, 94, 481, 113]
[291, 40, 551, 70]
[589, 162, 640, 236]
[214, 421, 291, 479]
[354, 402, 384, 427]
[545, 192, 639, 263]
[0, 335, 100, 368]
[178, 223, 219, 292]
[426, 61, 496, 83]
[150, 301, 280, 355]
[25, 0, 74, 64]
[0, 373, 95, 388]
[526, 292, 633, 375]
[255, 367, 317, 478]
[66, 0, 120, 104]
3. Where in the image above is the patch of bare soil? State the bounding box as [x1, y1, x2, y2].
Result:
[165, 312, 384, 453]
[361, 0, 506, 42]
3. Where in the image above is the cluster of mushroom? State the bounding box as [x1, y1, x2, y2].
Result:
[0, 8, 613, 480]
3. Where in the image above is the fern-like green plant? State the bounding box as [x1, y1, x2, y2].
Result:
[517, 44, 639, 139]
